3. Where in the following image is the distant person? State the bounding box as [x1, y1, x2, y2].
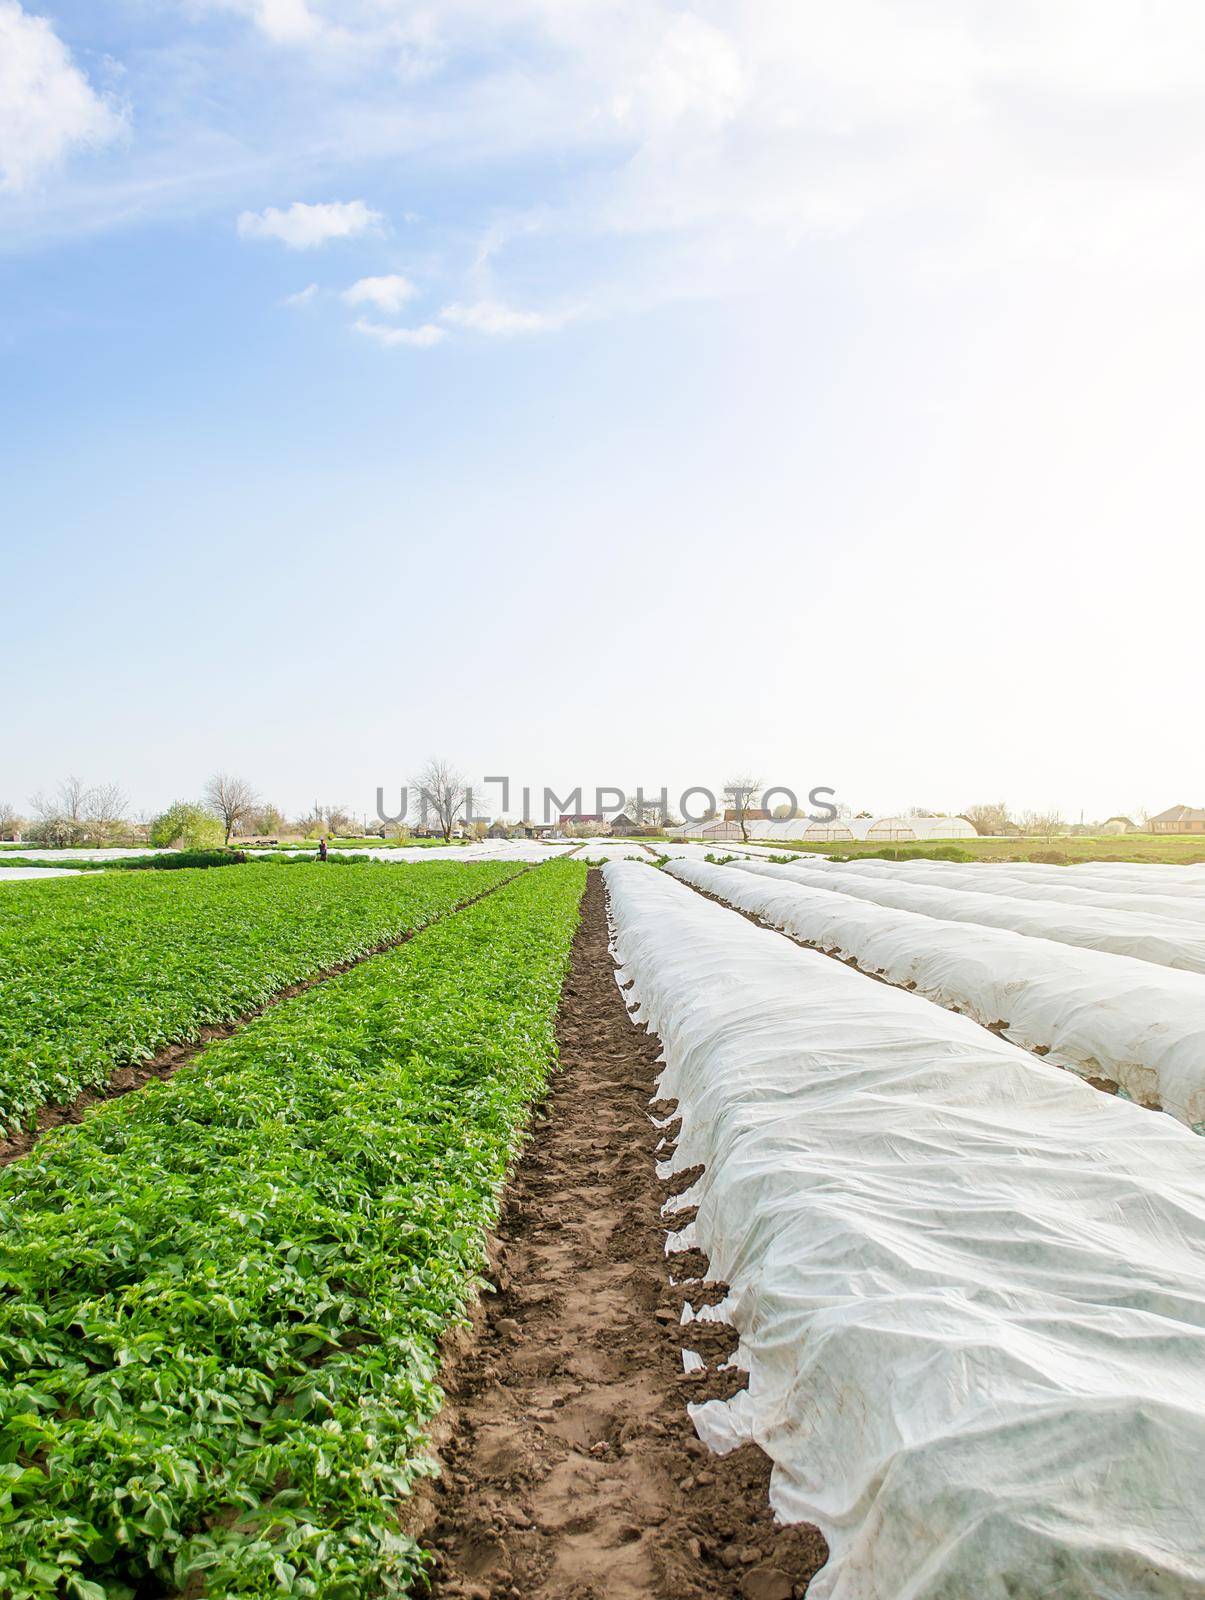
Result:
[318, 836, 328, 862]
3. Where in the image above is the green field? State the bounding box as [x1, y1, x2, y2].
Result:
[0, 859, 587, 1598]
[0, 861, 518, 1131]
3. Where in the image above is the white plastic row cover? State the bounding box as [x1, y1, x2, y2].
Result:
[604, 860, 1205, 1600]
[800, 855, 1205, 917]
[667, 858, 1205, 1128]
[723, 856, 1205, 974]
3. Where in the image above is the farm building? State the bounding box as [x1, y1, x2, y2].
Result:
[693, 818, 744, 841]
[867, 815, 978, 843]
[1149, 805, 1205, 834]
[744, 818, 852, 843]
[798, 819, 856, 843]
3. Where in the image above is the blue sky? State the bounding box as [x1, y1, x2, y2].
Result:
[3, 1, 1204, 824]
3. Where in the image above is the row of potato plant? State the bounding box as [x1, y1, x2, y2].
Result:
[0, 858, 586, 1598]
[0, 860, 518, 1131]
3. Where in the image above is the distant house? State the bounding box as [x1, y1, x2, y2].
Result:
[608, 813, 637, 834]
[1099, 816, 1139, 835]
[515, 820, 556, 839]
[1149, 805, 1205, 834]
[723, 808, 770, 823]
[0, 828, 20, 844]
[486, 822, 510, 839]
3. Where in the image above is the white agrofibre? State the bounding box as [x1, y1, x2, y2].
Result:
[605, 862, 1205, 1600]
[811, 856, 1205, 918]
[730, 857, 1205, 974]
[667, 857, 1205, 1127]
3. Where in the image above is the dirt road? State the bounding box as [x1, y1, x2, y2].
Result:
[422, 869, 827, 1599]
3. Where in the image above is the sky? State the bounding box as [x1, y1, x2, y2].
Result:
[3, 0, 1204, 826]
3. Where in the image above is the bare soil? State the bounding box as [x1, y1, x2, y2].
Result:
[0, 867, 530, 1169]
[420, 869, 828, 1600]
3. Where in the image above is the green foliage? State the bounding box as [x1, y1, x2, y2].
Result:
[849, 845, 976, 863]
[0, 860, 587, 1597]
[148, 803, 224, 851]
[3, 851, 245, 873]
[255, 852, 374, 866]
[121, 848, 246, 871]
[0, 862, 517, 1131]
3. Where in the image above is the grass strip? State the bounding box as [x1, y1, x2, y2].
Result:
[0, 858, 587, 1598]
[0, 861, 517, 1131]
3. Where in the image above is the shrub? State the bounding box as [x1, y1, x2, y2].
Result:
[119, 848, 246, 871]
[148, 802, 224, 851]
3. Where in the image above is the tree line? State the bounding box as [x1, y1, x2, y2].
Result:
[0, 775, 362, 850]
[0, 772, 1156, 849]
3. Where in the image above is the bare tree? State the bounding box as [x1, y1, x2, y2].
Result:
[0, 800, 23, 839]
[723, 773, 762, 842]
[83, 781, 129, 846]
[28, 776, 90, 847]
[203, 772, 259, 845]
[1018, 808, 1065, 838]
[963, 801, 1013, 837]
[411, 758, 468, 842]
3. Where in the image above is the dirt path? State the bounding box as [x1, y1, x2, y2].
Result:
[421, 869, 828, 1600]
[0, 866, 532, 1169]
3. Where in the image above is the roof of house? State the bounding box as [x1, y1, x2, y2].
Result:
[1150, 805, 1205, 824]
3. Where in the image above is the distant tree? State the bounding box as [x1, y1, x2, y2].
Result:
[1018, 808, 1065, 838]
[83, 782, 129, 846]
[723, 773, 762, 842]
[623, 793, 674, 829]
[28, 777, 90, 847]
[0, 800, 24, 839]
[250, 804, 286, 836]
[411, 758, 468, 843]
[962, 801, 1013, 837]
[149, 801, 224, 850]
[203, 773, 259, 845]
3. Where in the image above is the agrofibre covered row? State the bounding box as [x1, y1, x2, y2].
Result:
[605, 861, 1205, 1600]
[667, 856, 1205, 1128]
[725, 855, 1205, 973]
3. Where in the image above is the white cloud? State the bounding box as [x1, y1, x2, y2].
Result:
[0, 0, 123, 190]
[202, 0, 325, 45]
[281, 282, 318, 307]
[237, 198, 382, 249]
[439, 299, 577, 335]
[352, 316, 444, 347]
[342, 273, 416, 313]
